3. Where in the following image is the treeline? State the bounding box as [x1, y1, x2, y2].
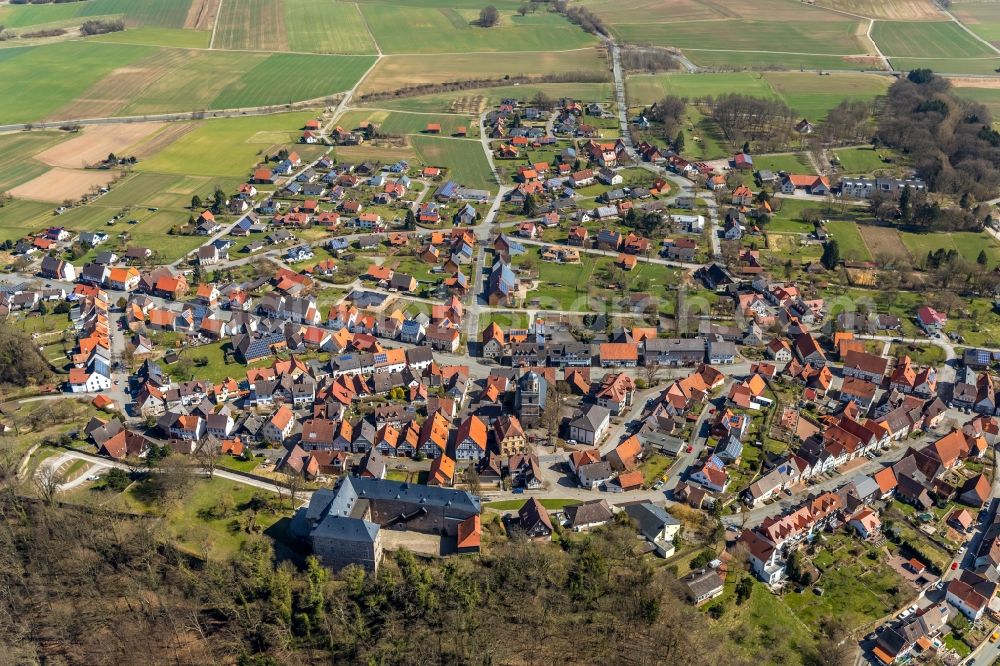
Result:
[818, 99, 874, 145]
[878, 70, 1000, 201]
[357, 71, 609, 103]
[620, 46, 682, 73]
[80, 18, 124, 35]
[0, 494, 855, 666]
[645, 94, 687, 144]
[552, 0, 607, 36]
[705, 93, 796, 152]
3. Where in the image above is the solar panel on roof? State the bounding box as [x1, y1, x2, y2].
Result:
[708, 454, 725, 469]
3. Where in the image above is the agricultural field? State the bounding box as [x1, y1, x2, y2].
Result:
[410, 136, 496, 191]
[0, 200, 58, 244]
[10, 168, 117, 204]
[356, 49, 609, 98]
[359, 4, 596, 54]
[814, 0, 944, 20]
[35, 46, 372, 121]
[887, 57, 1000, 75]
[611, 17, 867, 55]
[952, 83, 1000, 116]
[213, 0, 287, 50]
[628, 71, 884, 119]
[0, 130, 70, 192]
[365, 83, 614, 113]
[0, 0, 195, 29]
[871, 20, 995, 58]
[681, 50, 880, 71]
[283, 0, 378, 54]
[951, 2, 1000, 46]
[137, 111, 318, 178]
[88, 27, 212, 49]
[338, 110, 475, 137]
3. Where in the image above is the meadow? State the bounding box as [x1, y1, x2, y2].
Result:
[410, 136, 496, 191]
[357, 49, 609, 97]
[611, 18, 866, 55]
[871, 20, 995, 58]
[899, 229, 1000, 265]
[137, 111, 318, 178]
[750, 154, 812, 173]
[339, 110, 474, 137]
[953, 85, 1000, 116]
[284, 0, 378, 54]
[628, 72, 889, 128]
[831, 146, 900, 174]
[359, 4, 596, 54]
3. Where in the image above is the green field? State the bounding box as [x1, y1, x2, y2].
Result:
[827, 220, 872, 261]
[284, 0, 378, 54]
[612, 18, 865, 55]
[953, 2, 1000, 45]
[899, 229, 1000, 265]
[0, 200, 57, 243]
[209, 53, 375, 108]
[683, 50, 874, 71]
[0, 0, 192, 29]
[411, 135, 495, 191]
[888, 57, 1000, 75]
[751, 153, 813, 173]
[339, 109, 474, 136]
[954, 86, 1000, 116]
[0, 130, 69, 191]
[214, 0, 286, 51]
[831, 146, 895, 173]
[89, 26, 212, 49]
[0, 42, 153, 124]
[360, 4, 596, 54]
[368, 82, 614, 112]
[137, 111, 318, 177]
[872, 20, 995, 57]
[629, 71, 889, 118]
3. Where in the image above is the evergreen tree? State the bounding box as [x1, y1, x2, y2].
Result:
[978, 249, 988, 265]
[898, 185, 911, 222]
[191, 194, 202, 210]
[673, 131, 685, 152]
[821, 238, 840, 270]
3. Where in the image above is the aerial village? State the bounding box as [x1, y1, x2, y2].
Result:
[6, 95, 1000, 665]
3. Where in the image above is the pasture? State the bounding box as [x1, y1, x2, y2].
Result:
[611, 18, 866, 55]
[410, 136, 495, 191]
[284, 0, 377, 54]
[871, 20, 995, 58]
[136, 111, 317, 177]
[338, 110, 474, 137]
[357, 49, 608, 97]
[359, 4, 596, 54]
[367, 83, 614, 113]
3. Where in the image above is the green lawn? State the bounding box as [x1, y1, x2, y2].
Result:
[889, 342, 945, 366]
[831, 146, 898, 174]
[872, 20, 995, 58]
[283, 0, 379, 54]
[360, 4, 597, 54]
[827, 220, 872, 262]
[479, 312, 532, 332]
[899, 229, 1000, 266]
[751, 153, 812, 173]
[411, 136, 495, 191]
